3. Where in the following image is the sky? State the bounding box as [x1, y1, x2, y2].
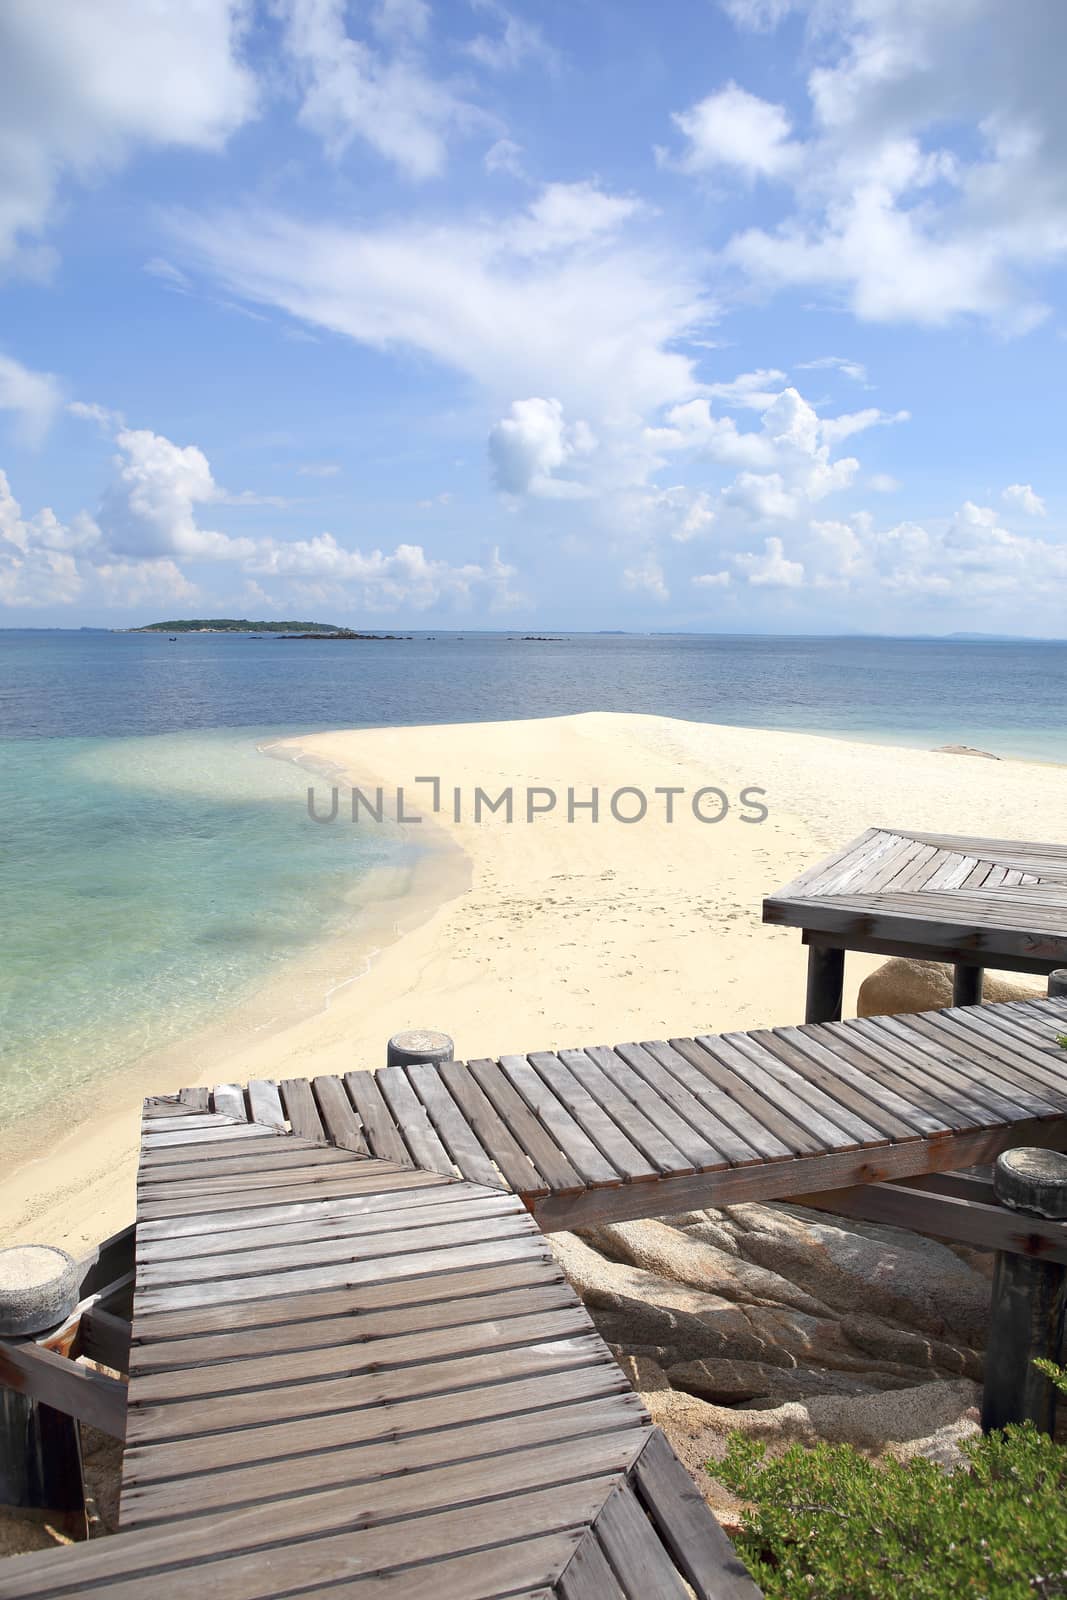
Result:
[2, 0, 1067, 634]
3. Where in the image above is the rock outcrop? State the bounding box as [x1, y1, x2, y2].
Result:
[548, 1202, 992, 1506]
[857, 957, 1042, 1018]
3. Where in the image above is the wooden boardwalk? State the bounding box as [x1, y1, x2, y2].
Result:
[1, 1099, 759, 1599]
[168, 998, 1067, 1232]
[763, 828, 1067, 1019]
[6, 994, 1067, 1596]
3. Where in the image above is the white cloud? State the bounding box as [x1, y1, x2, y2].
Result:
[463, 2, 558, 74]
[0, 353, 62, 445]
[868, 472, 900, 493]
[248, 533, 521, 611]
[735, 535, 805, 587]
[278, 0, 485, 180]
[692, 569, 731, 588]
[484, 137, 524, 176]
[622, 556, 669, 601]
[488, 397, 596, 497]
[1003, 482, 1046, 516]
[706, 369, 788, 409]
[796, 355, 869, 385]
[668, 83, 801, 180]
[683, 1, 1067, 331]
[0, 0, 255, 267]
[99, 428, 253, 561]
[169, 184, 706, 419]
[145, 257, 193, 293]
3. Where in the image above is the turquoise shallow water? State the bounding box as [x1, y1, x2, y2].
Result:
[1, 627, 1064, 1126]
[0, 728, 410, 1123]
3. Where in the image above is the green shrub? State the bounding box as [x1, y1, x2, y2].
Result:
[715, 1407, 1067, 1598]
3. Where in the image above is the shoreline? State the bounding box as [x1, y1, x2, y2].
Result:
[5, 709, 1066, 1253]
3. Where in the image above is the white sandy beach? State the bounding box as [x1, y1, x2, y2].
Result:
[5, 710, 1066, 1253]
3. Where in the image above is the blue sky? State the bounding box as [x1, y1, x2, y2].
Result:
[2, 0, 1067, 633]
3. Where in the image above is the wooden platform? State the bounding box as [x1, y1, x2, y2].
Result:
[158, 998, 1067, 1233]
[7, 994, 1067, 1596]
[0, 1101, 760, 1599]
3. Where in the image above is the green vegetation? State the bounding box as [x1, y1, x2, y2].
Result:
[133, 619, 343, 633]
[715, 1365, 1067, 1598]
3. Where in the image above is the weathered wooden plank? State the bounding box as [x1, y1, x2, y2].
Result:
[136, 1162, 435, 1219]
[0, 1340, 127, 1440]
[343, 1070, 414, 1167]
[467, 1058, 583, 1193]
[129, 1280, 581, 1373]
[377, 1064, 456, 1175]
[595, 1481, 689, 1599]
[531, 1116, 1067, 1232]
[586, 1045, 728, 1171]
[556, 1049, 694, 1177]
[177, 1086, 210, 1111]
[499, 1055, 622, 1187]
[140, 1123, 276, 1150]
[838, 1017, 998, 1130]
[632, 1429, 763, 1600]
[780, 1023, 956, 1138]
[527, 1052, 660, 1183]
[557, 1532, 627, 1600]
[5, 1480, 618, 1600]
[758, 1027, 924, 1141]
[136, 1177, 471, 1246]
[636, 1040, 789, 1165]
[246, 1079, 286, 1129]
[137, 1142, 355, 1179]
[131, 1303, 594, 1404]
[212, 1083, 248, 1121]
[311, 1074, 368, 1155]
[407, 1062, 504, 1188]
[78, 1307, 132, 1374]
[884, 1014, 1059, 1118]
[123, 1392, 646, 1525]
[630, 1040, 773, 1167]
[438, 1059, 549, 1195]
[124, 1341, 621, 1447]
[279, 1077, 326, 1143]
[122, 1361, 632, 1483]
[712, 1031, 871, 1148]
[677, 1036, 827, 1157]
[135, 1207, 534, 1290]
[136, 1191, 525, 1269]
[133, 1233, 555, 1315]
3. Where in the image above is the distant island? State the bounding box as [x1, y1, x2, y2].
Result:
[130, 618, 345, 634]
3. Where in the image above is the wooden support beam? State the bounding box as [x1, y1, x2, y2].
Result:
[982, 1149, 1067, 1434]
[799, 1180, 1067, 1263]
[75, 1226, 134, 1302]
[953, 963, 985, 1007]
[804, 942, 844, 1024]
[0, 1341, 127, 1441]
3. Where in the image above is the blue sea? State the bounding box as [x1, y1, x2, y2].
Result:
[2, 628, 1065, 1125]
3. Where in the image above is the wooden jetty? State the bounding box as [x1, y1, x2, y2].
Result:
[763, 828, 1067, 1019]
[5, 994, 1067, 1596]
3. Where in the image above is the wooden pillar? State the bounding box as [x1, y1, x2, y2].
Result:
[804, 943, 844, 1024]
[1048, 970, 1067, 999]
[952, 963, 984, 1007]
[0, 1245, 86, 1539]
[387, 1028, 454, 1068]
[981, 1148, 1067, 1435]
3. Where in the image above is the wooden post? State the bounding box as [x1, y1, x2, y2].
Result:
[953, 963, 985, 1007]
[804, 943, 844, 1024]
[1048, 970, 1067, 999]
[980, 1148, 1067, 1435]
[0, 1246, 86, 1539]
[387, 1029, 455, 1068]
